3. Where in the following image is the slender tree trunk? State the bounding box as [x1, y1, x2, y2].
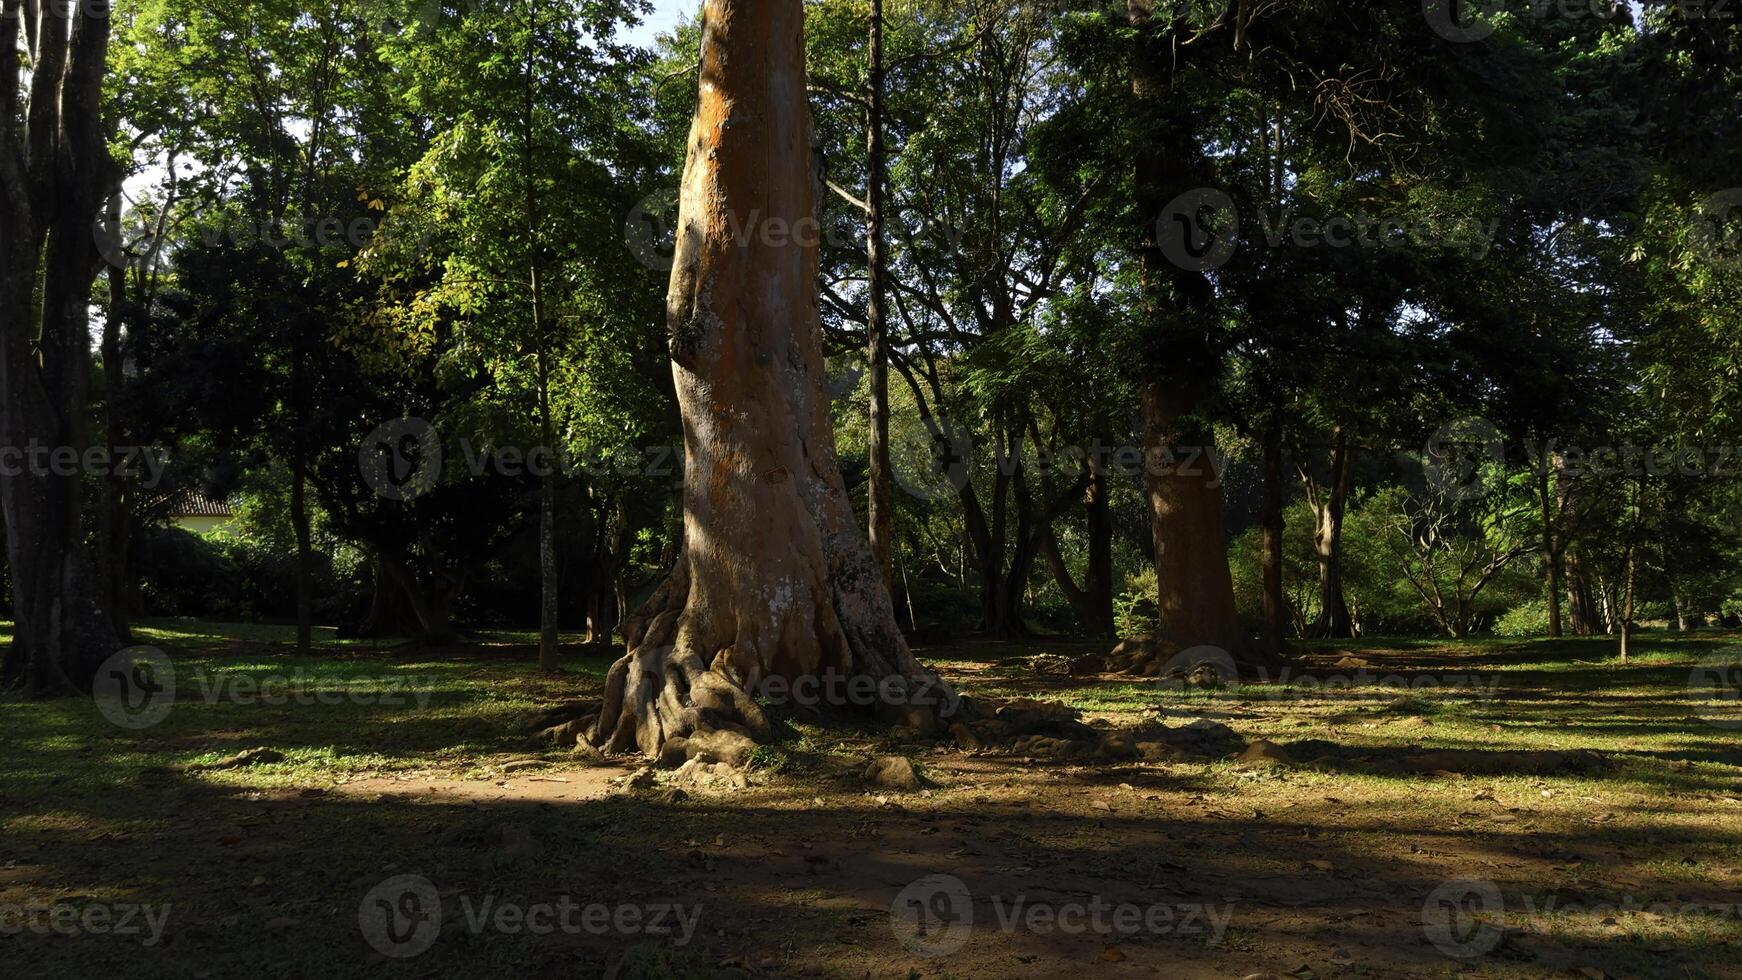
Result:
[898, 541, 918, 633]
[584, 0, 952, 757]
[376, 550, 461, 646]
[1539, 466, 1563, 637]
[583, 500, 625, 645]
[533, 293, 559, 673]
[1566, 547, 1598, 635]
[100, 212, 133, 643]
[1311, 427, 1353, 639]
[524, 5, 560, 674]
[1082, 449, 1115, 637]
[1040, 451, 1115, 638]
[1619, 544, 1636, 663]
[1619, 482, 1642, 661]
[1260, 427, 1287, 660]
[290, 452, 314, 654]
[538, 465, 560, 670]
[865, 0, 894, 588]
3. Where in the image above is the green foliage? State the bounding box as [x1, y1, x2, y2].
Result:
[1113, 569, 1159, 638]
[1496, 599, 1553, 638]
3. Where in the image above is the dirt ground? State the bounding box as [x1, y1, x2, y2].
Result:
[3, 622, 1741, 978]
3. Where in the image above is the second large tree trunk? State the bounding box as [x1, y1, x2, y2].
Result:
[586, 0, 949, 757]
[1120, 0, 1251, 669]
[1141, 383, 1245, 655]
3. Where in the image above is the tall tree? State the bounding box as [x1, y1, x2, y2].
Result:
[864, 0, 894, 588]
[0, 0, 122, 690]
[581, 0, 947, 755]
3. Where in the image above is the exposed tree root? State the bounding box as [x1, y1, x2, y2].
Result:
[1072, 633, 1287, 682]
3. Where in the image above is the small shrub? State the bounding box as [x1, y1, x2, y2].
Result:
[1114, 568, 1159, 637]
[1495, 599, 1551, 637]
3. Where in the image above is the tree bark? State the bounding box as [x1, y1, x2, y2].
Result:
[538, 466, 560, 671]
[376, 547, 462, 647]
[1124, 0, 1251, 666]
[585, 0, 952, 757]
[1566, 546, 1599, 635]
[290, 453, 314, 654]
[1082, 449, 1116, 637]
[1619, 543, 1636, 663]
[865, 0, 894, 588]
[1260, 427, 1287, 659]
[1040, 451, 1115, 638]
[99, 205, 134, 643]
[1540, 452, 1567, 637]
[523, 9, 560, 675]
[1307, 427, 1353, 639]
[1142, 383, 1245, 654]
[0, 4, 122, 691]
[358, 555, 418, 638]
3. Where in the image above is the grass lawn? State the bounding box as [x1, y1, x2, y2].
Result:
[2, 621, 1740, 978]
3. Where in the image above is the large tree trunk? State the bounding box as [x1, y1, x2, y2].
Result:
[357, 555, 418, 638]
[865, 0, 894, 588]
[0, 3, 122, 692]
[1119, 0, 1252, 669]
[585, 0, 951, 757]
[1141, 384, 1245, 654]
